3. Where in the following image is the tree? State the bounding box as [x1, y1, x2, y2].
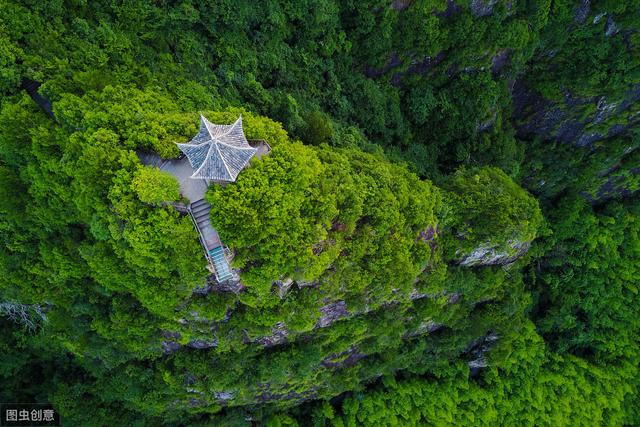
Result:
[441, 167, 543, 264]
[132, 165, 180, 205]
[533, 197, 640, 364]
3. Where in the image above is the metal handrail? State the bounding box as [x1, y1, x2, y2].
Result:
[187, 203, 220, 280]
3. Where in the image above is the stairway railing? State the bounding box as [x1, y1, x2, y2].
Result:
[187, 200, 233, 283]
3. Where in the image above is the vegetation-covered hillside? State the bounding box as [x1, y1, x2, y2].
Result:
[0, 1, 638, 425]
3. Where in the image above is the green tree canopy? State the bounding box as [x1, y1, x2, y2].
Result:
[132, 165, 180, 205]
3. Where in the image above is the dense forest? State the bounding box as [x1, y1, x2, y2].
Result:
[0, 0, 638, 425]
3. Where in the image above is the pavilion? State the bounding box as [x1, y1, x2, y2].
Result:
[138, 114, 267, 284]
[176, 115, 257, 182]
[178, 114, 265, 284]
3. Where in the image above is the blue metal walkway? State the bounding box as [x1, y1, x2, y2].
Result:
[208, 246, 233, 282]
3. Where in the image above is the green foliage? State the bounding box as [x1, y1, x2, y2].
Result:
[328, 322, 637, 426]
[132, 165, 180, 205]
[0, 0, 638, 424]
[532, 197, 640, 364]
[442, 167, 543, 261]
[523, 133, 640, 202]
[526, 0, 640, 100]
[208, 140, 440, 313]
[303, 111, 334, 146]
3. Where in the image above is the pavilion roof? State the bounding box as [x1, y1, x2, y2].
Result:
[176, 115, 257, 182]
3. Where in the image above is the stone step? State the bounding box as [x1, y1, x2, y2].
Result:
[190, 198, 209, 209]
[194, 211, 210, 223]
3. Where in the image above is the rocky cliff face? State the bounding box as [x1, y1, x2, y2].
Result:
[512, 78, 639, 202]
[158, 220, 529, 408]
[511, 1, 639, 202]
[512, 81, 640, 149]
[161, 216, 527, 357]
[361, 1, 639, 202]
[457, 239, 530, 267]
